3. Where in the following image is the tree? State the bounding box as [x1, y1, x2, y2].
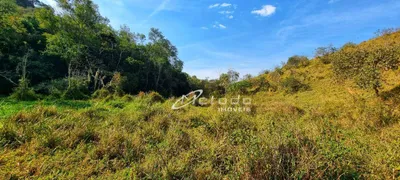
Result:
[242, 74, 252, 80]
[0, 0, 193, 98]
[285, 55, 309, 68]
[281, 76, 309, 94]
[332, 36, 400, 96]
[10, 49, 37, 100]
[148, 28, 182, 92]
[227, 69, 240, 83]
[315, 44, 337, 64]
[40, 0, 108, 87]
[217, 69, 240, 94]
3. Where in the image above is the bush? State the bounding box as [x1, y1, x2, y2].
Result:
[63, 87, 89, 100]
[10, 79, 37, 101]
[62, 77, 89, 100]
[227, 80, 252, 94]
[318, 54, 335, 64]
[147, 91, 165, 103]
[315, 45, 337, 64]
[121, 94, 135, 102]
[107, 72, 125, 96]
[34, 79, 68, 99]
[281, 76, 309, 93]
[285, 56, 310, 68]
[92, 88, 112, 99]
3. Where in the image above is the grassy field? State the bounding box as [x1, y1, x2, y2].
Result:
[1, 60, 399, 179]
[1, 0, 399, 179]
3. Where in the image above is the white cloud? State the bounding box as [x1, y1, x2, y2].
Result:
[220, 3, 232, 7]
[251, 5, 276, 17]
[209, 3, 234, 9]
[201, 27, 209, 30]
[209, 3, 220, 8]
[212, 22, 227, 29]
[228, 15, 233, 19]
[148, 0, 171, 18]
[219, 11, 234, 14]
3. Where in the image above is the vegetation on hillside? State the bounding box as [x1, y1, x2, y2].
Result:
[0, 0, 191, 98]
[1, 0, 400, 179]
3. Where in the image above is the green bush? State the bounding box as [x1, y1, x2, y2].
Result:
[146, 91, 165, 103]
[227, 80, 252, 94]
[34, 79, 68, 99]
[92, 88, 112, 99]
[10, 79, 37, 101]
[285, 55, 310, 68]
[281, 76, 309, 93]
[121, 94, 135, 102]
[62, 78, 90, 100]
[315, 45, 337, 64]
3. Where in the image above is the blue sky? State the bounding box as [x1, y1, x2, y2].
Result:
[42, 0, 400, 79]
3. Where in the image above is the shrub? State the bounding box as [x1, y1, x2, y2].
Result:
[281, 76, 309, 93]
[227, 80, 252, 94]
[332, 41, 400, 95]
[108, 101, 126, 109]
[315, 45, 337, 64]
[107, 72, 125, 96]
[318, 54, 335, 64]
[62, 77, 90, 100]
[92, 88, 112, 99]
[10, 79, 37, 101]
[34, 79, 68, 99]
[63, 87, 89, 100]
[285, 55, 310, 68]
[121, 94, 134, 102]
[247, 76, 273, 93]
[138, 91, 146, 97]
[147, 91, 165, 103]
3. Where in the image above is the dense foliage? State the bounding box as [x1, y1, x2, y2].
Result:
[332, 33, 400, 95]
[0, 0, 191, 98]
[1, 0, 400, 179]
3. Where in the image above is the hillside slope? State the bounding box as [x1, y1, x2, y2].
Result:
[1, 33, 400, 179]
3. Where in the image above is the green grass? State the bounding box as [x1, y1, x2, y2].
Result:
[0, 62, 399, 179]
[0, 98, 92, 120]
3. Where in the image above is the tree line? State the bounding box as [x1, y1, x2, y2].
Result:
[1, 0, 399, 100]
[0, 0, 194, 99]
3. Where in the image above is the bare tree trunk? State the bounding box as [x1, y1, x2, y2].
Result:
[21, 54, 27, 82]
[155, 64, 162, 91]
[116, 51, 123, 71]
[93, 69, 100, 90]
[68, 62, 72, 88]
